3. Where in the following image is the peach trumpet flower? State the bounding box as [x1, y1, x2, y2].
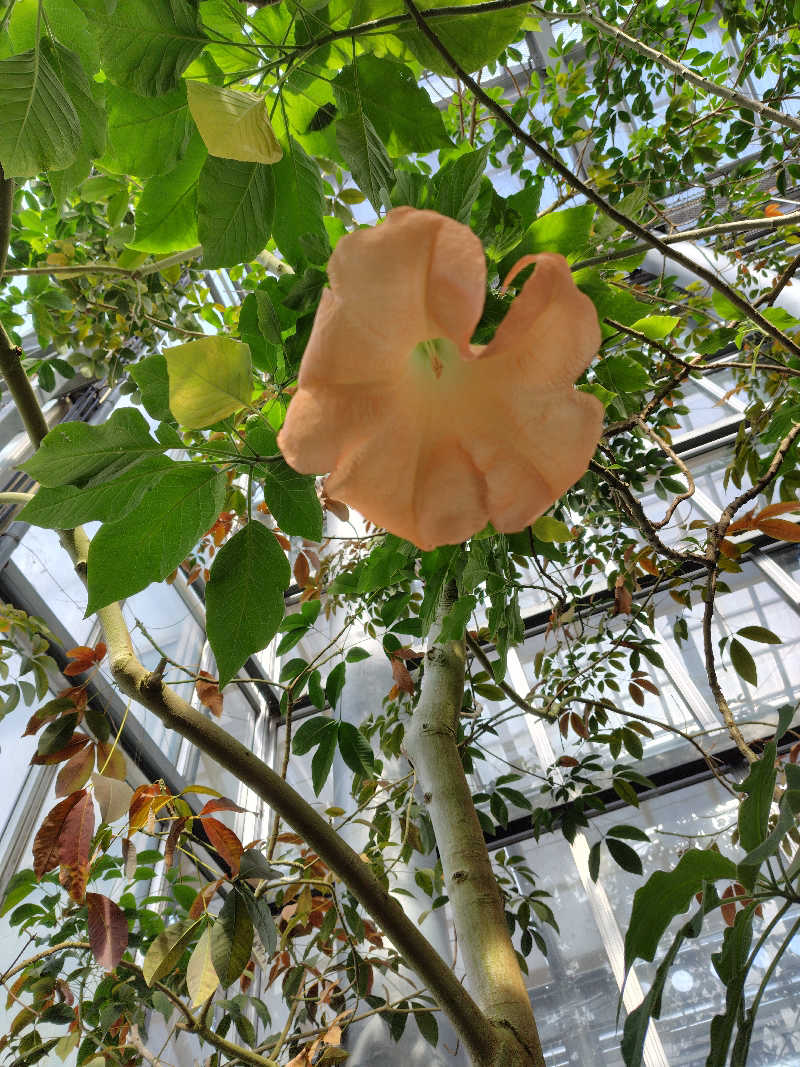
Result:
[277, 207, 604, 551]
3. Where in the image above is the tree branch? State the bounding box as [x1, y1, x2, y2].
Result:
[533, 4, 800, 136]
[572, 210, 800, 272]
[402, 0, 800, 361]
[466, 634, 556, 722]
[405, 584, 544, 1067]
[0, 333, 499, 1067]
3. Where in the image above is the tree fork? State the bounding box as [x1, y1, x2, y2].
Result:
[405, 583, 546, 1067]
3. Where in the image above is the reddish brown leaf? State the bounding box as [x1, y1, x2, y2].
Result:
[65, 645, 94, 661]
[163, 817, 188, 871]
[30, 733, 90, 765]
[198, 797, 245, 817]
[58, 791, 95, 902]
[756, 518, 800, 542]
[189, 877, 225, 919]
[628, 682, 645, 707]
[755, 500, 800, 520]
[570, 712, 589, 739]
[86, 893, 128, 970]
[202, 816, 244, 876]
[32, 791, 87, 878]
[196, 672, 224, 718]
[55, 745, 95, 797]
[95, 740, 126, 780]
[613, 577, 633, 616]
[389, 655, 415, 694]
[726, 511, 756, 535]
[128, 783, 162, 835]
[324, 497, 349, 522]
[720, 884, 737, 927]
[556, 755, 579, 767]
[294, 553, 310, 586]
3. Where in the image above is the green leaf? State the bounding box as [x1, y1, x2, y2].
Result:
[595, 354, 652, 394]
[237, 884, 277, 955]
[338, 722, 374, 778]
[271, 138, 328, 269]
[206, 522, 290, 687]
[629, 315, 680, 341]
[43, 40, 106, 160]
[332, 55, 450, 155]
[434, 146, 489, 224]
[606, 838, 643, 875]
[607, 825, 650, 843]
[260, 461, 322, 541]
[211, 888, 253, 988]
[346, 647, 370, 663]
[622, 894, 709, 1067]
[395, 0, 525, 77]
[588, 841, 601, 882]
[740, 762, 800, 870]
[187, 81, 282, 163]
[707, 906, 756, 1067]
[21, 408, 163, 487]
[335, 110, 395, 212]
[19, 456, 174, 528]
[1, 870, 36, 917]
[737, 625, 781, 644]
[729, 637, 757, 686]
[164, 336, 252, 429]
[438, 594, 476, 642]
[89, 0, 206, 97]
[531, 516, 573, 543]
[0, 49, 80, 178]
[736, 740, 777, 853]
[311, 720, 339, 796]
[101, 83, 192, 178]
[130, 354, 172, 423]
[8, 0, 99, 74]
[414, 1010, 439, 1048]
[186, 926, 219, 1007]
[129, 131, 206, 253]
[86, 464, 226, 613]
[325, 662, 347, 708]
[624, 849, 737, 970]
[143, 917, 203, 985]
[198, 155, 276, 267]
[292, 715, 334, 756]
[517, 203, 594, 260]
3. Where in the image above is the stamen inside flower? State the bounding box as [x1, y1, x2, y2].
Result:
[410, 338, 459, 381]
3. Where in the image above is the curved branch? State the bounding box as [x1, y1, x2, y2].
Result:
[402, 0, 800, 361]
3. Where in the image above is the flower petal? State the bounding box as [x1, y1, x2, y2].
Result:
[326, 207, 486, 354]
[480, 253, 600, 386]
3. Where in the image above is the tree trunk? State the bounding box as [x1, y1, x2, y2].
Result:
[405, 583, 546, 1067]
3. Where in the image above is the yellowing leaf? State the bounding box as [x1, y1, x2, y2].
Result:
[164, 337, 253, 429]
[187, 81, 282, 164]
[143, 917, 203, 985]
[186, 926, 219, 1006]
[92, 773, 134, 824]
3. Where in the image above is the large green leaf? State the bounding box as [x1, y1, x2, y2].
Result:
[210, 885, 253, 988]
[130, 354, 172, 423]
[332, 55, 450, 155]
[90, 0, 207, 97]
[247, 417, 322, 540]
[336, 111, 395, 212]
[391, 0, 526, 76]
[101, 83, 192, 178]
[206, 522, 290, 687]
[198, 155, 275, 267]
[707, 906, 757, 1067]
[236, 884, 277, 955]
[433, 146, 489, 224]
[8, 0, 100, 74]
[0, 49, 81, 178]
[143, 917, 204, 985]
[164, 336, 253, 429]
[43, 40, 106, 159]
[21, 408, 164, 488]
[271, 138, 328, 270]
[624, 850, 737, 970]
[622, 893, 711, 1067]
[86, 464, 226, 613]
[19, 455, 174, 528]
[736, 740, 777, 853]
[130, 132, 207, 253]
